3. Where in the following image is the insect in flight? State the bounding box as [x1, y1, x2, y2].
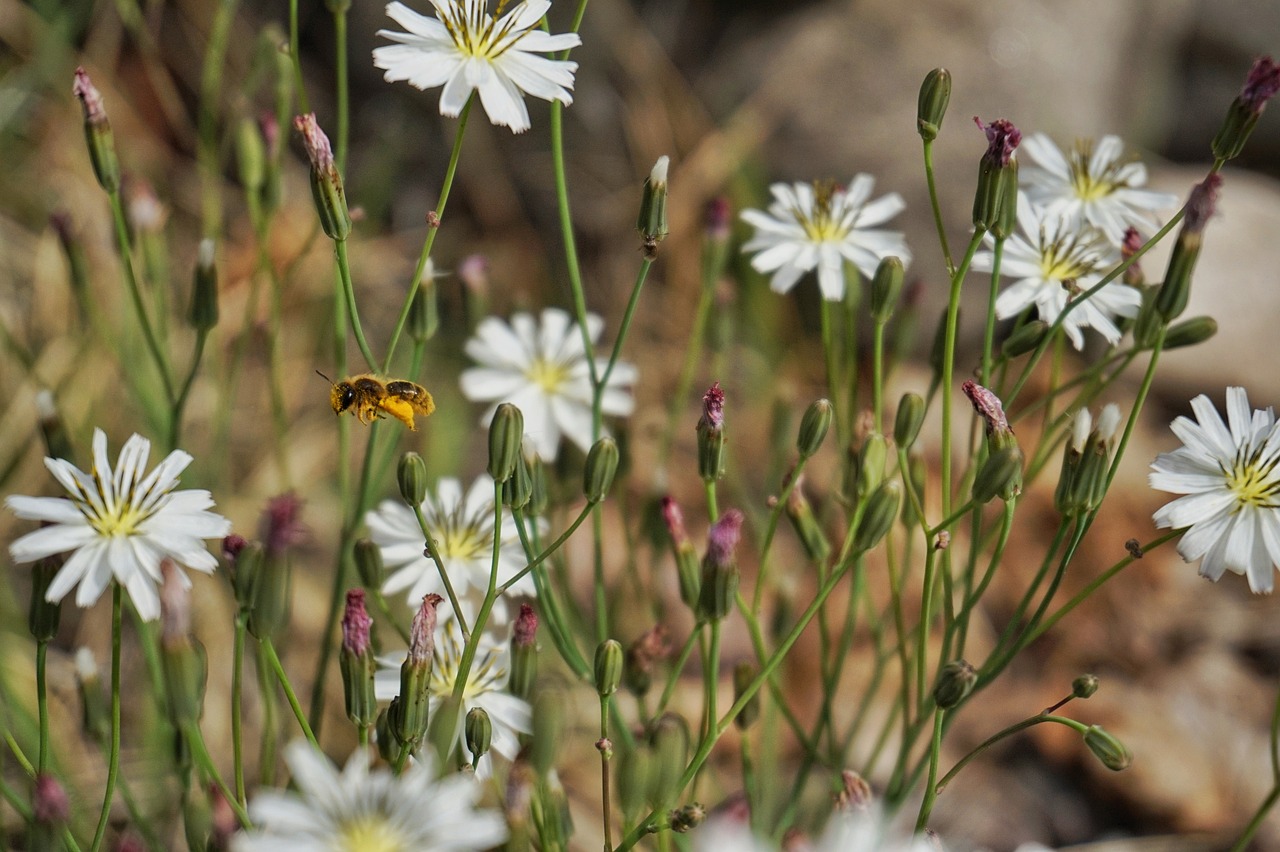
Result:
[318, 372, 436, 431]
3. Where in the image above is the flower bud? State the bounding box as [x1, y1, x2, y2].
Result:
[855, 432, 887, 498]
[584, 437, 620, 503]
[1212, 56, 1280, 161]
[375, 708, 397, 762]
[504, 444, 534, 510]
[638, 155, 670, 258]
[854, 480, 901, 552]
[466, 706, 493, 764]
[73, 68, 119, 193]
[594, 639, 624, 698]
[236, 115, 266, 192]
[624, 625, 671, 697]
[353, 538, 384, 589]
[733, 662, 759, 729]
[410, 265, 440, 343]
[797, 399, 833, 459]
[670, 804, 707, 833]
[1155, 175, 1221, 323]
[1001, 320, 1050, 358]
[75, 648, 108, 741]
[294, 113, 350, 241]
[697, 383, 726, 482]
[785, 477, 831, 562]
[392, 594, 442, 746]
[662, 496, 702, 608]
[1163, 316, 1218, 349]
[229, 539, 264, 612]
[900, 453, 927, 528]
[33, 773, 70, 839]
[697, 510, 744, 622]
[531, 691, 564, 777]
[1072, 674, 1099, 699]
[917, 68, 952, 142]
[487, 403, 524, 482]
[509, 603, 539, 700]
[963, 380, 1015, 448]
[28, 551, 62, 642]
[527, 451, 550, 516]
[616, 744, 654, 819]
[972, 117, 1021, 231]
[190, 238, 219, 331]
[647, 713, 691, 809]
[160, 562, 207, 728]
[927, 306, 955, 386]
[989, 159, 1019, 241]
[971, 445, 1024, 504]
[893, 392, 926, 450]
[1083, 725, 1132, 771]
[870, 256, 905, 322]
[932, 659, 976, 709]
[339, 589, 377, 727]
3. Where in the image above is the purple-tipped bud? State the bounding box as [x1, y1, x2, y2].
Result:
[259, 112, 280, 158]
[974, 116, 1021, 167]
[458, 254, 490, 295]
[1213, 56, 1280, 160]
[700, 382, 725, 431]
[1183, 173, 1222, 235]
[294, 113, 350, 240]
[1121, 227, 1144, 285]
[514, 602, 538, 647]
[705, 196, 732, 242]
[259, 491, 306, 557]
[1155, 174, 1222, 322]
[706, 509, 744, 570]
[294, 112, 335, 172]
[660, 496, 690, 548]
[1241, 56, 1280, 115]
[697, 383, 727, 481]
[697, 510, 744, 622]
[72, 67, 107, 126]
[834, 769, 873, 812]
[222, 534, 247, 561]
[126, 178, 167, 234]
[408, 594, 443, 668]
[73, 67, 119, 192]
[961, 380, 1013, 440]
[341, 589, 372, 657]
[34, 773, 70, 826]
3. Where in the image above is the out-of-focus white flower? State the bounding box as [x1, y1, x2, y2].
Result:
[972, 193, 1141, 350]
[5, 429, 230, 621]
[1020, 133, 1177, 245]
[460, 308, 635, 461]
[1151, 386, 1280, 594]
[373, 0, 581, 133]
[376, 616, 531, 778]
[232, 739, 507, 850]
[740, 177, 910, 301]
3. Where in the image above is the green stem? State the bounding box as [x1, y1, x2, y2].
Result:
[922, 139, 955, 277]
[183, 722, 252, 827]
[169, 329, 209, 451]
[287, 0, 311, 114]
[498, 503, 595, 595]
[197, 0, 240, 237]
[934, 713, 1078, 793]
[818, 298, 846, 451]
[88, 586, 123, 852]
[231, 614, 246, 805]
[35, 641, 48, 774]
[108, 190, 175, 407]
[414, 504, 470, 636]
[261, 638, 318, 747]
[914, 708, 946, 831]
[334, 239, 378, 371]
[979, 237, 1005, 385]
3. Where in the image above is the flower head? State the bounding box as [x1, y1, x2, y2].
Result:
[232, 739, 507, 851]
[460, 308, 636, 460]
[1240, 55, 1280, 115]
[740, 177, 910, 301]
[373, 0, 581, 133]
[366, 475, 535, 611]
[1020, 133, 1177, 245]
[5, 429, 230, 621]
[971, 193, 1141, 350]
[1150, 387, 1280, 594]
[975, 116, 1022, 167]
[376, 616, 532, 777]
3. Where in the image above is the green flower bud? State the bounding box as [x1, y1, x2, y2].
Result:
[236, 115, 266, 191]
[392, 594, 441, 747]
[488, 403, 525, 483]
[870, 256, 905, 322]
[72, 69, 119, 193]
[857, 433, 888, 498]
[465, 707, 492, 764]
[916, 68, 952, 142]
[797, 398, 833, 459]
[733, 662, 759, 730]
[584, 437, 620, 503]
[1072, 674, 1099, 699]
[932, 659, 976, 709]
[510, 603, 539, 700]
[353, 538, 385, 589]
[616, 744, 654, 820]
[528, 452, 550, 516]
[989, 159, 1019, 240]
[1155, 175, 1220, 323]
[189, 238, 219, 331]
[670, 804, 707, 833]
[504, 445, 534, 510]
[638, 155, 670, 259]
[647, 713, 690, 810]
[1083, 725, 1131, 771]
[785, 481, 831, 562]
[375, 708, 396, 762]
[972, 445, 1024, 504]
[854, 480, 901, 553]
[294, 113, 350, 241]
[246, 546, 290, 641]
[75, 649, 108, 742]
[1164, 316, 1218, 349]
[972, 118, 1021, 231]
[339, 590, 378, 727]
[397, 452, 428, 507]
[28, 555, 62, 642]
[1211, 58, 1280, 161]
[894, 392, 926, 450]
[161, 633, 207, 730]
[1001, 320, 1050, 358]
[531, 691, 564, 777]
[594, 639, 624, 698]
[697, 383, 726, 482]
[410, 268, 440, 343]
[697, 510, 744, 622]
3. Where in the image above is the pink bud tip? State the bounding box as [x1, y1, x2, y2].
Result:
[342, 589, 373, 657]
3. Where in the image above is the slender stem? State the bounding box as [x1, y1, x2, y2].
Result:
[979, 237, 1005, 385]
[498, 503, 595, 595]
[656, 627, 701, 716]
[35, 641, 48, 774]
[108, 190, 175, 406]
[261, 638, 318, 747]
[914, 708, 947, 831]
[413, 504, 470, 636]
[818, 299, 847, 451]
[183, 722, 252, 827]
[332, 2, 349, 172]
[934, 714, 1078, 793]
[334, 239, 378, 371]
[922, 139, 955, 277]
[197, 0, 240, 237]
[599, 696, 614, 848]
[231, 614, 246, 805]
[88, 586, 123, 852]
[287, 0, 311, 114]
[169, 330, 209, 451]
[549, 102, 600, 391]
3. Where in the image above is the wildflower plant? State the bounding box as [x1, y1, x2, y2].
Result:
[2, 1, 1280, 850]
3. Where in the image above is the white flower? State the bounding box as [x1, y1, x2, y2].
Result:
[972, 193, 1141, 350]
[376, 616, 531, 778]
[740, 176, 910, 301]
[1150, 387, 1280, 594]
[366, 475, 536, 611]
[460, 308, 636, 461]
[693, 806, 934, 852]
[232, 739, 507, 851]
[5, 429, 230, 621]
[373, 0, 581, 134]
[1020, 133, 1177, 244]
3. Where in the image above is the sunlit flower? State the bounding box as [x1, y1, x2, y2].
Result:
[232, 739, 507, 851]
[373, 0, 581, 133]
[5, 429, 230, 621]
[1020, 133, 1177, 244]
[971, 193, 1141, 350]
[460, 307, 636, 461]
[740, 177, 910, 301]
[1150, 387, 1280, 594]
[376, 616, 531, 778]
[365, 475, 535, 610]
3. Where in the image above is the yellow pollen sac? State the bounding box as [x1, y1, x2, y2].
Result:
[337, 817, 407, 852]
[87, 503, 146, 538]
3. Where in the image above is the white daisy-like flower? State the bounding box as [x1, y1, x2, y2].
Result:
[1150, 387, 1280, 594]
[373, 0, 581, 134]
[971, 193, 1141, 350]
[366, 475, 535, 611]
[1020, 133, 1178, 245]
[460, 307, 636, 461]
[232, 739, 507, 851]
[376, 616, 531, 778]
[5, 429, 230, 622]
[740, 176, 911, 301]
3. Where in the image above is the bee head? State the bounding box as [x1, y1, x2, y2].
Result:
[317, 370, 355, 415]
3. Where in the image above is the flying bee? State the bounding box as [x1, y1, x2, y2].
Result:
[317, 372, 436, 431]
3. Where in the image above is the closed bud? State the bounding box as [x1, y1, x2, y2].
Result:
[972, 117, 1021, 231]
[797, 399, 833, 458]
[353, 538, 385, 589]
[528, 452, 550, 515]
[733, 662, 759, 729]
[870, 256, 905, 322]
[932, 659, 976, 709]
[624, 625, 671, 697]
[697, 510, 744, 622]
[398, 452, 428, 507]
[1155, 175, 1221, 323]
[531, 691, 564, 776]
[856, 432, 888, 498]
[1212, 56, 1280, 161]
[504, 445, 534, 510]
[509, 603, 539, 700]
[1164, 316, 1218, 349]
[339, 590, 377, 727]
[785, 478, 831, 562]
[697, 383, 727, 482]
[1072, 674, 1099, 699]
[375, 708, 397, 762]
[245, 544, 290, 641]
[393, 594, 442, 746]
[893, 392, 926, 450]
[35, 391, 74, 464]
[928, 307, 955, 385]
[236, 115, 266, 191]
[663, 497, 702, 608]
[616, 744, 654, 819]
[488, 403, 524, 482]
[1083, 725, 1132, 771]
[410, 266, 440, 343]
[638, 155, 670, 258]
[190, 238, 219, 331]
[76, 648, 108, 741]
[294, 113, 350, 241]
[901, 453, 927, 528]
[230, 539, 264, 612]
[916, 68, 952, 142]
[1002, 320, 1050, 358]
[854, 480, 901, 552]
[670, 804, 707, 833]
[584, 437, 620, 503]
[835, 769, 874, 812]
[466, 707, 493, 763]
[972, 445, 1024, 503]
[28, 552, 62, 642]
[72, 68, 119, 193]
[594, 639, 624, 698]
[33, 773, 70, 831]
[989, 159, 1019, 240]
[648, 713, 690, 809]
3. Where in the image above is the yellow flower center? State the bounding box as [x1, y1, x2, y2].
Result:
[439, 525, 488, 561]
[796, 180, 851, 243]
[1067, 141, 1129, 201]
[1227, 452, 1280, 510]
[431, 627, 509, 701]
[337, 817, 408, 852]
[525, 358, 569, 393]
[440, 0, 522, 62]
